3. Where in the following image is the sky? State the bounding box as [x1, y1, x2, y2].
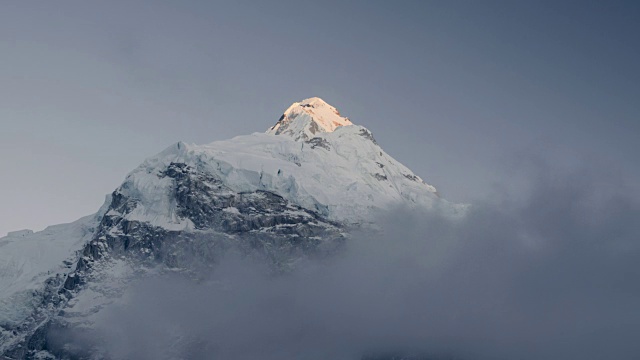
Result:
[1, 0, 639, 237]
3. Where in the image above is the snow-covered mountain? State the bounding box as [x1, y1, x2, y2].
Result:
[0, 97, 462, 358]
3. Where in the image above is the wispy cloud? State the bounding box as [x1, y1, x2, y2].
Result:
[53, 161, 640, 359]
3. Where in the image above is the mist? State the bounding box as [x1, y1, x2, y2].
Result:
[53, 160, 640, 359]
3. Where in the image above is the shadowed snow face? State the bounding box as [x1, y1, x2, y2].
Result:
[52, 161, 640, 360]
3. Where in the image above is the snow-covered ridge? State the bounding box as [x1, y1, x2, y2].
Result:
[0, 197, 110, 327]
[266, 97, 353, 140]
[110, 97, 460, 230]
[120, 132, 454, 231]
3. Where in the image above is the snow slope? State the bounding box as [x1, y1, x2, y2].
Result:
[0, 198, 109, 326]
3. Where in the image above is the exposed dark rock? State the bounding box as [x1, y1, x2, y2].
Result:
[306, 137, 331, 151]
[403, 174, 419, 182]
[359, 128, 378, 144]
[4, 162, 345, 358]
[308, 120, 320, 135]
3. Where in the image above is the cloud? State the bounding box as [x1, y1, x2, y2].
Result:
[53, 161, 640, 359]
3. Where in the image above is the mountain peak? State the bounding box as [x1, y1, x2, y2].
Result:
[266, 97, 353, 140]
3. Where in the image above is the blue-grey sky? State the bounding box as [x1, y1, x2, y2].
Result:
[1, 0, 638, 236]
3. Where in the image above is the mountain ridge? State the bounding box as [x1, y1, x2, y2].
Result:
[0, 97, 462, 358]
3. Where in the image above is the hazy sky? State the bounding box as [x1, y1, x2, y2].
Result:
[1, 0, 639, 236]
